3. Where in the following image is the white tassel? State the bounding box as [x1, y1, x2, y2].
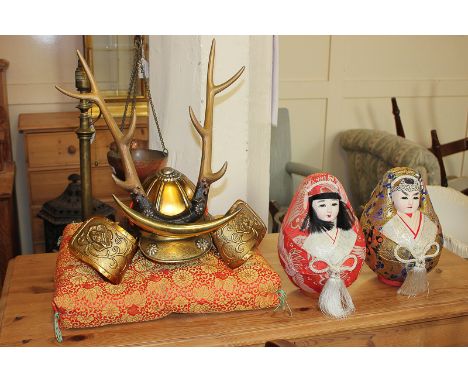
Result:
[398, 265, 428, 297]
[393, 242, 439, 297]
[319, 273, 355, 319]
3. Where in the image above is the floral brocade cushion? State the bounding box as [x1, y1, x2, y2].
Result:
[53, 224, 281, 329]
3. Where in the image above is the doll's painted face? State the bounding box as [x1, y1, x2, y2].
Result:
[391, 189, 420, 214]
[312, 198, 340, 223]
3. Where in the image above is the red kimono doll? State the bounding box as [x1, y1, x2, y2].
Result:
[278, 173, 366, 318]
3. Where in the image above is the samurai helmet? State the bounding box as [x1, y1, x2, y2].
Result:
[56, 39, 245, 261]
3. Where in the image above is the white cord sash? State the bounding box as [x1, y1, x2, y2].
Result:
[309, 254, 358, 319]
[393, 242, 440, 267]
[393, 242, 440, 296]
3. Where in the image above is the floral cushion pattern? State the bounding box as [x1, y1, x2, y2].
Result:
[53, 224, 281, 329]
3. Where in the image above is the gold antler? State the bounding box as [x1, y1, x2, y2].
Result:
[55, 50, 144, 194]
[189, 39, 245, 184]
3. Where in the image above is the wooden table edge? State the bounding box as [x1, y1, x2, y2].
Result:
[1, 236, 468, 346]
[0, 256, 16, 335]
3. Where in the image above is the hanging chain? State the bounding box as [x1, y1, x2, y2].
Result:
[120, 36, 168, 156]
[120, 37, 141, 131]
[139, 57, 168, 155]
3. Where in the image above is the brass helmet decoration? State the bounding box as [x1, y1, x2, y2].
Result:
[56, 39, 245, 263]
[137, 168, 215, 263]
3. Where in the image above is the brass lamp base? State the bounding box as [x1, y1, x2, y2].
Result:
[139, 232, 212, 264]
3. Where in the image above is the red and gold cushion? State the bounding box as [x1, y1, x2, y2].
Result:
[53, 223, 281, 329]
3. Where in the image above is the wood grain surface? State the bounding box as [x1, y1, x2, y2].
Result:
[1, 234, 468, 346]
[25, 128, 147, 169]
[28, 166, 128, 205]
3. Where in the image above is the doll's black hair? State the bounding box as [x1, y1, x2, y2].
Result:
[301, 192, 355, 234]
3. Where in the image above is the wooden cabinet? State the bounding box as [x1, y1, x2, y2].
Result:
[19, 111, 148, 253]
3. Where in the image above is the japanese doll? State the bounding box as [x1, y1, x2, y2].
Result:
[278, 173, 366, 319]
[360, 167, 443, 296]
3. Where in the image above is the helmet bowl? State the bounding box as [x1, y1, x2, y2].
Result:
[107, 145, 168, 183]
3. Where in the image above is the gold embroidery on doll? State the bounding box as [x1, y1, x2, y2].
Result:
[360, 167, 443, 292]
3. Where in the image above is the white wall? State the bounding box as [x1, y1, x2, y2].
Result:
[1, 35, 272, 253]
[279, 36, 468, 206]
[3, 35, 466, 252]
[246, 37, 273, 217]
[0, 35, 82, 254]
[149, 36, 272, 223]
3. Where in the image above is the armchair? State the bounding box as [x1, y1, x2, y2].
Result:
[339, 129, 441, 215]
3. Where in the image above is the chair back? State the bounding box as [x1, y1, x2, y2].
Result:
[429, 129, 468, 193]
[391, 97, 406, 138]
[391, 97, 468, 194]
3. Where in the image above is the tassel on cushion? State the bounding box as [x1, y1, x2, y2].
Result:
[54, 311, 63, 343]
[273, 289, 293, 316]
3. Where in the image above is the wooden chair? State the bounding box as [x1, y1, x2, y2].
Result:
[429, 130, 468, 195]
[391, 97, 468, 195]
[391, 97, 406, 138]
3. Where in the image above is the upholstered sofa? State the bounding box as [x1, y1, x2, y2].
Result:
[340, 129, 441, 215]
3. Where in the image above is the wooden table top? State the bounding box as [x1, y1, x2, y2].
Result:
[1, 234, 468, 346]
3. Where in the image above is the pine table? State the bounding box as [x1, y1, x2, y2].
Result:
[1, 234, 468, 346]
